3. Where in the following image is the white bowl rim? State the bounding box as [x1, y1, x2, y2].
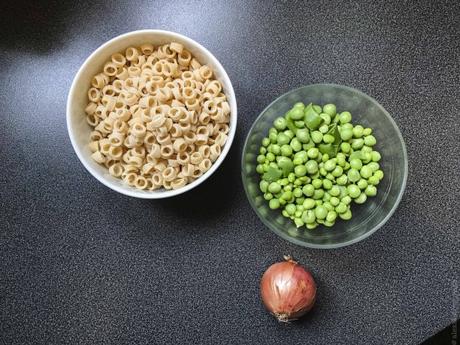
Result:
[67, 29, 237, 199]
[241, 83, 408, 249]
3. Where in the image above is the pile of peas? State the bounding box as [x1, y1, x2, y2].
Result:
[256, 102, 384, 229]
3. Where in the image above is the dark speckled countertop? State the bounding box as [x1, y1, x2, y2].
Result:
[1, 0, 459, 344]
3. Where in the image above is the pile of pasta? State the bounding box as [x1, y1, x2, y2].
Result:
[85, 42, 230, 191]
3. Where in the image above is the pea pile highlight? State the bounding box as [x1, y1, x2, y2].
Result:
[256, 103, 384, 229]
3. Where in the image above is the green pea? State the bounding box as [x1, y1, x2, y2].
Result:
[284, 130, 294, 139]
[374, 169, 384, 180]
[319, 125, 329, 135]
[271, 144, 281, 155]
[294, 151, 308, 162]
[290, 107, 304, 120]
[269, 162, 278, 169]
[368, 176, 380, 186]
[294, 210, 302, 218]
[306, 160, 319, 174]
[296, 129, 310, 143]
[312, 104, 322, 114]
[341, 123, 353, 130]
[323, 202, 334, 211]
[256, 164, 264, 174]
[348, 168, 361, 183]
[354, 192, 367, 204]
[313, 189, 325, 200]
[294, 179, 303, 186]
[363, 128, 372, 136]
[347, 184, 361, 198]
[294, 120, 305, 128]
[303, 210, 316, 224]
[266, 152, 275, 162]
[340, 141, 351, 153]
[315, 205, 328, 219]
[280, 144, 293, 157]
[282, 210, 289, 217]
[274, 117, 287, 130]
[340, 129, 353, 141]
[277, 133, 290, 146]
[364, 135, 376, 146]
[279, 178, 289, 186]
[336, 154, 346, 167]
[323, 192, 331, 201]
[342, 195, 352, 205]
[296, 197, 305, 205]
[365, 185, 377, 196]
[320, 113, 331, 125]
[269, 132, 277, 143]
[293, 187, 303, 198]
[259, 180, 269, 193]
[335, 202, 347, 214]
[302, 184, 315, 196]
[336, 174, 348, 185]
[264, 192, 273, 200]
[339, 111, 352, 124]
[329, 185, 340, 197]
[315, 200, 323, 206]
[311, 131, 323, 143]
[294, 165, 307, 177]
[371, 151, 381, 162]
[361, 146, 373, 154]
[339, 186, 348, 198]
[326, 173, 335, 181]
[290, 138, 302, 152]
[303, 142, 315, 151]
[303, 198, 316, 209]
[293, 217, 303, 228]
[368, 162, 380, 172]
[351, 138, 364, 150]
[281, 190, 293, 200]
[268, 182, 281, 194]
[361, 152, 372, 163]
[326, 210, 337, 222]
[357, 179, 368, 190]
[257, 154, 265, 164]
[262, 137, 270, 147]
[300, 176, 310, 183]
[324, 159, 336, 172]
[329, 196, 340, 207]
[294, 102, 305, 109]
[349, 159, 362, 170]
[330, 166, 342, 177]
[339, 209, 352, 220]
[312, 178, 322, 189]
[352, 125, 364, 138]
[323, 104, 337, 116]
[323, 134, 335, 144]
[269, 198, 280, 209]
[319, 167, 327, 176]
[259, 146, 267, 155]
[307, 147, 319, 159]
[285, 203, 296, 215]
[322, 179, 333, 190]
[360, 165, 373, 179]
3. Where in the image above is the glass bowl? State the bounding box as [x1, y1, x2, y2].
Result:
[242, 84, 408, 248]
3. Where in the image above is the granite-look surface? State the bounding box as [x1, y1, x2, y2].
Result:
[1, 0, 459, 344]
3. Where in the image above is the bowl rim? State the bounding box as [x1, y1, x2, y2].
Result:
[241, 83, 408, 249]
[67, 29, 237, 199]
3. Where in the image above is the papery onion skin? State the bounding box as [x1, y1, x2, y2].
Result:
[260, 256, 316, 322]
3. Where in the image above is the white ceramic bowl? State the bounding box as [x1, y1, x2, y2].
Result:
[67, 30, 237, 198]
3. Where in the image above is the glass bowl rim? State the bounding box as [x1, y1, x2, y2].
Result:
[241, 83, 408, 249]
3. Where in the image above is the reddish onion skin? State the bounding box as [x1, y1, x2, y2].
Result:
[260, 256, 316, 322]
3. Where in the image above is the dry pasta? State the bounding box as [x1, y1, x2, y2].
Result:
[85, 42, 230, 191]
